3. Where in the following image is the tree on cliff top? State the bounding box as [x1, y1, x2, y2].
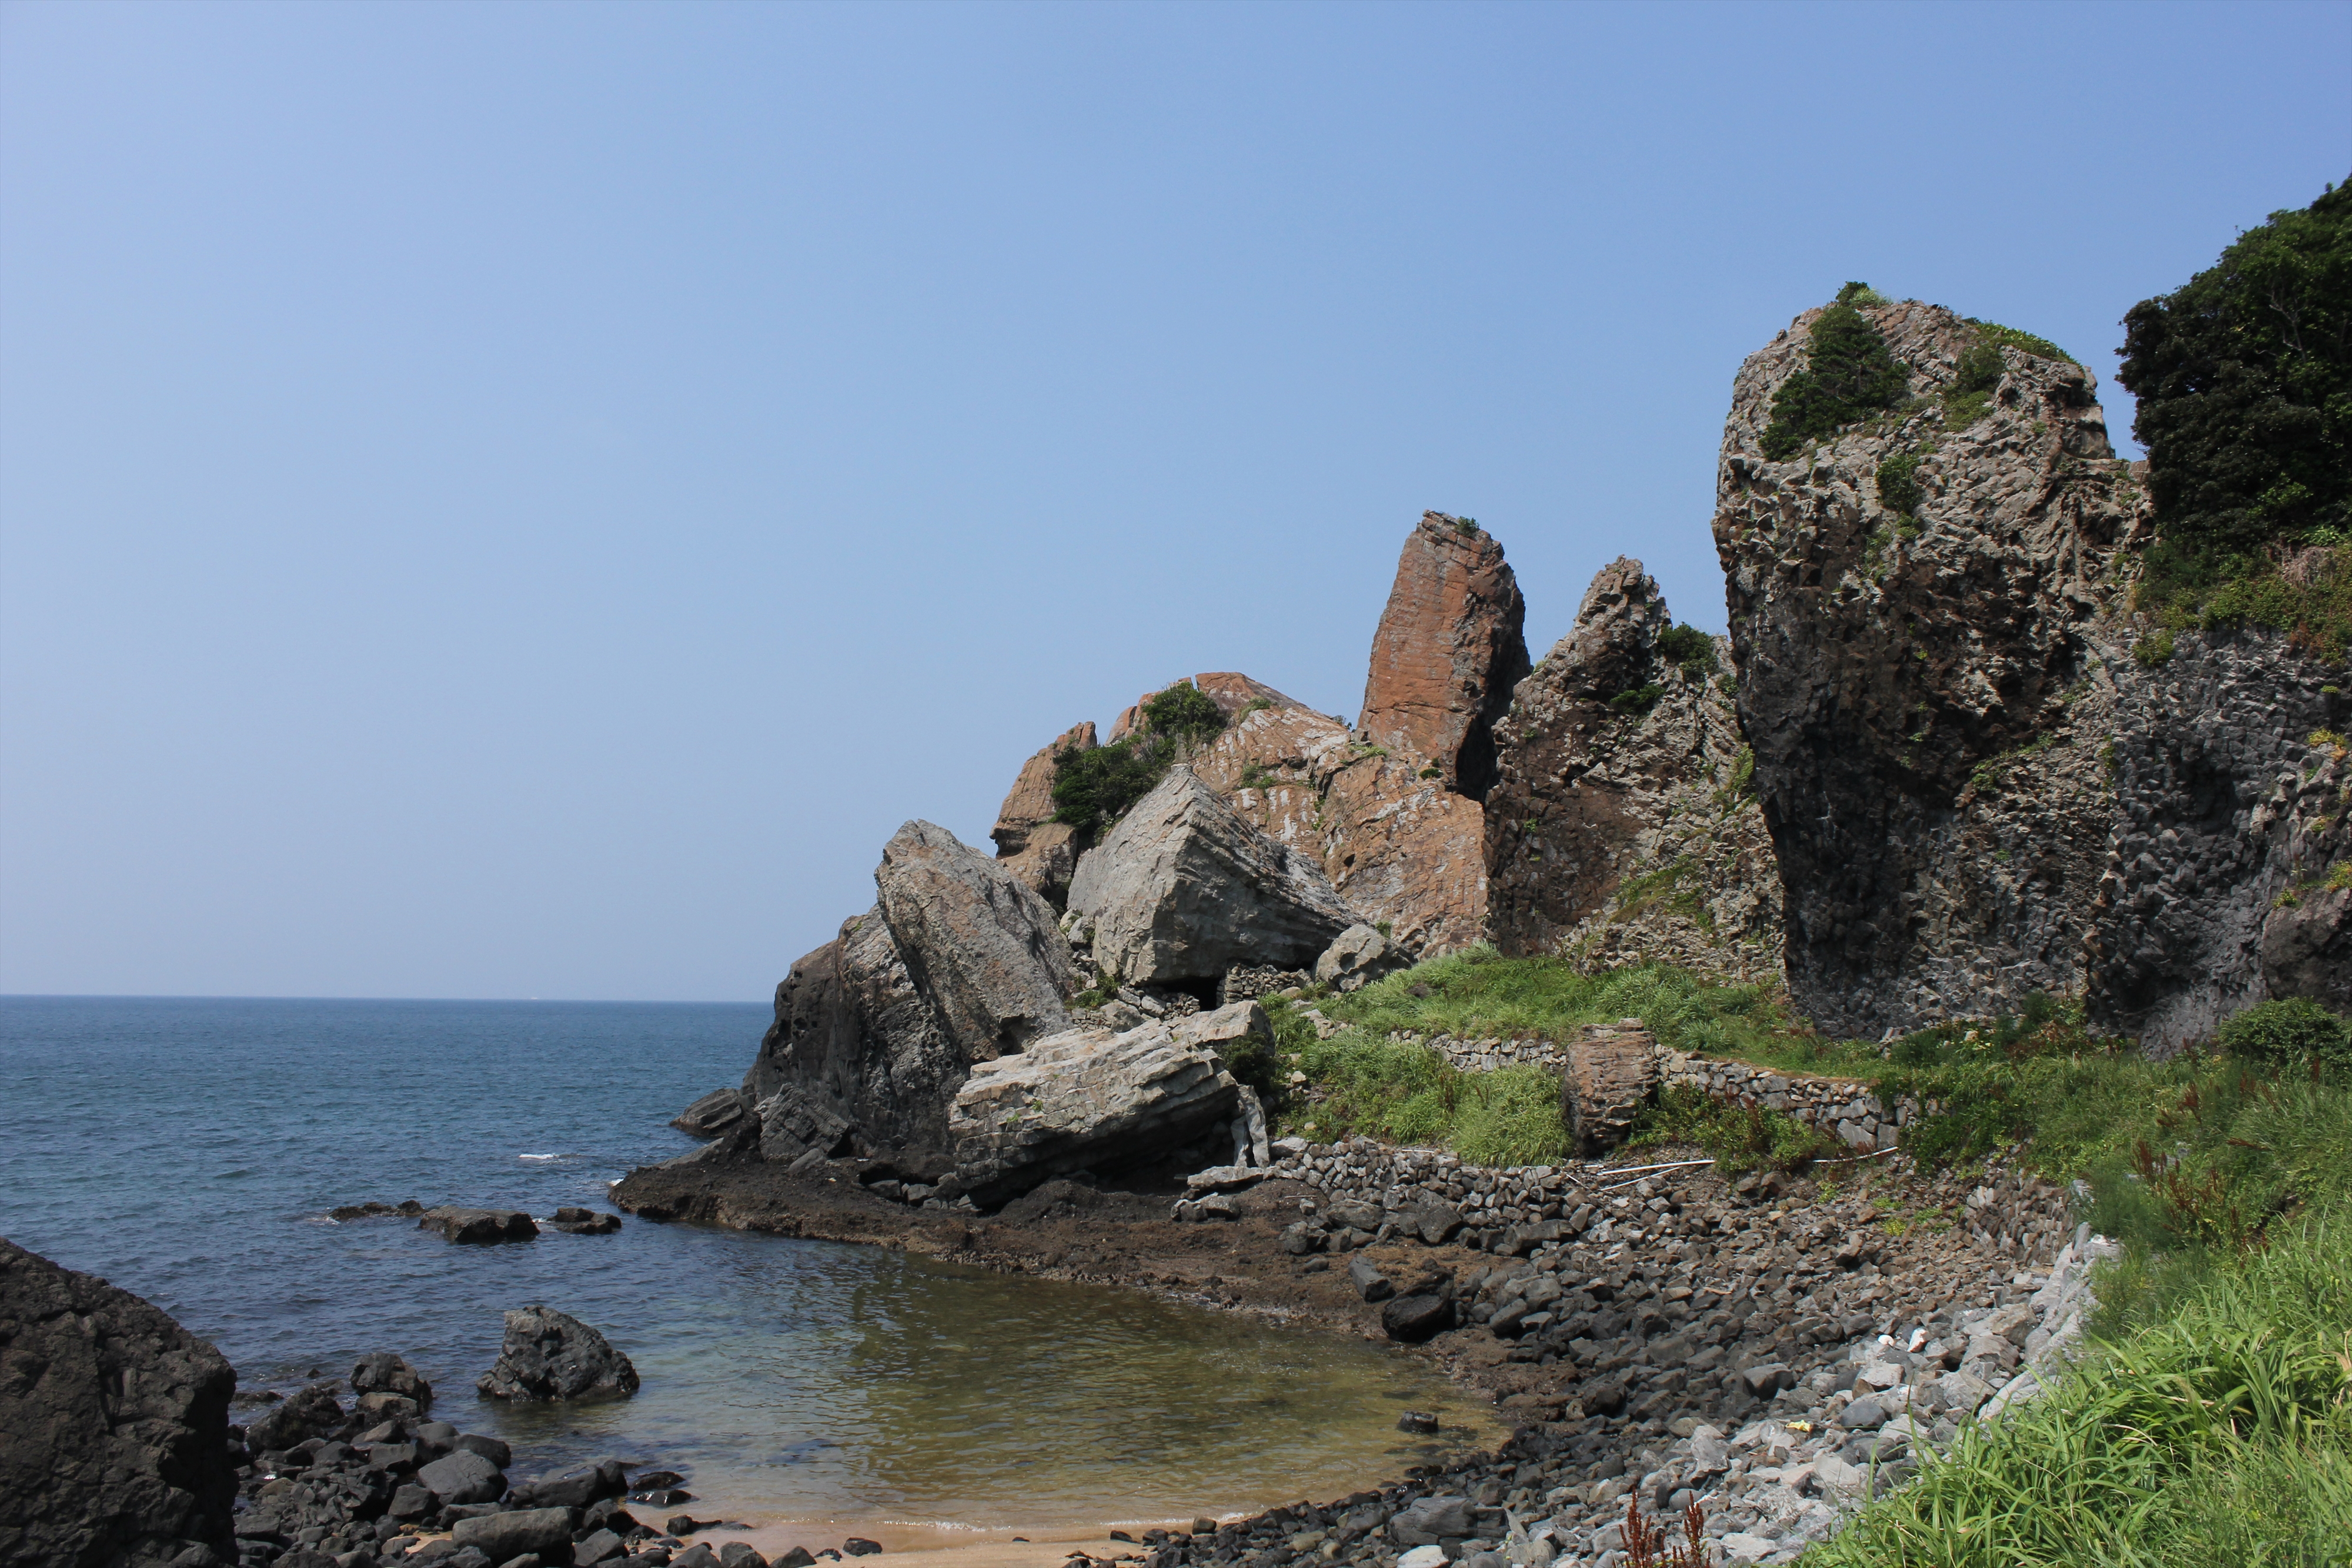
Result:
[1049, 682, 1227, 834]
[2120, 176, 2352, 657]
[2121, 178, 2351, 558]
[1759, 297, 1910, 460]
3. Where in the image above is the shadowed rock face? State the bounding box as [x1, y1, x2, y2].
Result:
[1714, 299, 2144, 1035]
[1485, 560, 1781, 981]
[1068, 767, 1361, 987]
[1359, 511, 1531, 800]
[0, 1238, 238, 1568]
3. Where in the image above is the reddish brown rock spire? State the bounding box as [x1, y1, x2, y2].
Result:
[1358, 512, 1530, 799]
[990, 721, 1096, 906]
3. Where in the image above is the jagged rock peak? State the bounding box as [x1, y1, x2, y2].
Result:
[1485, 559, 1781, 982]
[1107, 673, 1316, 744]
[1358, 511, 1530, 800]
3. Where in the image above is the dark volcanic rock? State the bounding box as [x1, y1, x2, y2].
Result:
[417, 1206, 538, 1243]
[670, 1087, 754, 1140]
[1485, 559, 1781, 983]
[476, 1306, 639, 1402]
[350, 1352, 432, 1410]
[451, 1508, 573, 1562]
[1380, 1292, 1456, 1343]
[243, 1380, 345, 1453]
[0, 1240, 238, 1568]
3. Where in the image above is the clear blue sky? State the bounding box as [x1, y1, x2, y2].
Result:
[3, 1, 2346, 1000]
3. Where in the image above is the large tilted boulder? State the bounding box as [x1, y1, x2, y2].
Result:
[876, 820, 1077, 1060]
[948, 1001, 1271, 1202]
[669, 1086, 754, 1141]
[476, 1306, 639, 1402]
[0, 1239, 238, 1568]
[1067, 767, 1359, 987]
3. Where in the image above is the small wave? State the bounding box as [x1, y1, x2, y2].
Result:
[518, 1153, 566, 1162]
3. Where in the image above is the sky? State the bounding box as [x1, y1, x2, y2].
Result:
[2, 1, 2347, 1001]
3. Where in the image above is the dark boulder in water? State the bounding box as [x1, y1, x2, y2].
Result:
[477, 1305, 639, 1402]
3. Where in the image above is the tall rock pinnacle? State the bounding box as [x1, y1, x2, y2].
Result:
[1358, 512, 1530, 800]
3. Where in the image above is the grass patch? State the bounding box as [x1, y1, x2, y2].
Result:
[1804, 1202, 2352, 1568]
[1629, 1082, 1839, 1174]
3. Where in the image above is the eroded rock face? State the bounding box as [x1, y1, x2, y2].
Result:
[948, 1008, 1258, 1202]
[2090, 638, 2347, 1044]
[991, 721, 1097, 905]
[1486, 560, 1782, 982]
[0, 1239, 237, 1568]
[740, 905, 959, 1160]
[876, 820, 1075, 1061]
[1563, 1022, 1660, 1153]
[1714, 299, 2143, 1034]
[1067, 767, 1360, 987]
[1359, 511, 1531, 798]
[476, 1306, 639, 1402]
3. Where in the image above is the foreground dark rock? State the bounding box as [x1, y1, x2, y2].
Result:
[415, 1208, 537, 1244]
[476, 1306, 639, 1402]
[0, 1239, 238, 1568]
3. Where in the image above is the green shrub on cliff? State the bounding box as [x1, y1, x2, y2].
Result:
[1653, 623, 1718, 676]
[2120, 176, 2352, 661]
[2216, 996, 2352, 1070]
[1049, 681, 1228, 834]
[1759, 299, 1911, 460]
[1876, 450, 1925, 518]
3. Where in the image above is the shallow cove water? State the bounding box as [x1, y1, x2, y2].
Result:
[1, 997, 1489, 1542]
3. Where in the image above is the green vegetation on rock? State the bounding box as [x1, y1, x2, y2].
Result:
[1759, 299, 1910, 460]
[1876, 450, 1925, 519]
[1048, 681, 1228, 834]
[2120, 176, 2352, 662]
[1653, 623, 1718, 676]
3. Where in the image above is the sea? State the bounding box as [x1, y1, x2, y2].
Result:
[0, 996, 1485, 1546]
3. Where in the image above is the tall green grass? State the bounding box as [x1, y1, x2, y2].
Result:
[1800, 1208, 2352, 1568]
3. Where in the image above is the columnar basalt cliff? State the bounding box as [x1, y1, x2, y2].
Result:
[1710, 297, 2347, 1045]
[1713, 300, 2144, 1035]
[1485, 560, 1782, 983]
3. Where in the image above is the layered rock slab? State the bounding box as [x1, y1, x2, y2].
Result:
[948, 1002, 1268, 1201]
[0, 1238, 238, 1568]
[1067, 767, 1359, 987]
[1359, 510, 1531, 798]
[1485, 559, 1782, 982]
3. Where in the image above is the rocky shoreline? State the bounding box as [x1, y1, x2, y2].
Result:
[608, 1126, 2098, 1568]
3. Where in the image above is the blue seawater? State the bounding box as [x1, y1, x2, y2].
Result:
[0, 996, 1481, 1541]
